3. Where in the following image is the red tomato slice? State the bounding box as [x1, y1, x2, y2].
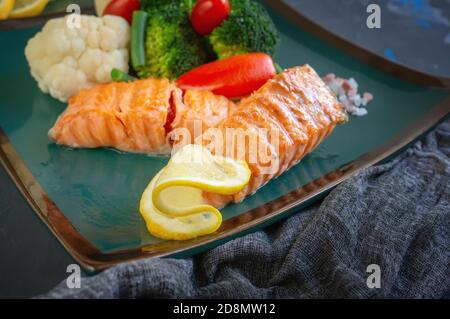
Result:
[190, 0, 230, 35]
[103, 0, 141, 24]
[164, 94, 177, 135]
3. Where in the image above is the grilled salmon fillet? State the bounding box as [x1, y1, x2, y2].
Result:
[169, 89, 237, 145]
[202, 65, 347, 207]
[49, 78, 236, 154]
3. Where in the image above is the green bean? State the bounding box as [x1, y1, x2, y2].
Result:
[131, 10, 148, 70]
[111, 68, 135, 82]
[274, 63, 283, 74]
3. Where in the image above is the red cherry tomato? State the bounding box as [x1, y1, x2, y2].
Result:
[103, 0, 141, 24]
[190, 0, 230, 35]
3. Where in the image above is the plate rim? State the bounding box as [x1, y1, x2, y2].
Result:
[1, 97, 449, 272]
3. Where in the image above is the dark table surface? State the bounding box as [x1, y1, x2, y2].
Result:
[1, 0, 449, 298]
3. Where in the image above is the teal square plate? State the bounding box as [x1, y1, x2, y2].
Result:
[0, 2, 448, 271]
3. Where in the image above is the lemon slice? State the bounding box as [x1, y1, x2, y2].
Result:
[140, 144, 251, 240]
[153, 144, 251, 216]
[140, 171, 223, 240]
[0, 0, 15, 20]
[9, 0, 48, 19]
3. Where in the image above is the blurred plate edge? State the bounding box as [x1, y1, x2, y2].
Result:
[0, 5, 94, 31]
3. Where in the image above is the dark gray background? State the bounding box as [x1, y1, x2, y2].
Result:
[281, 0, 450, 78]
[1, 0, 449, 298]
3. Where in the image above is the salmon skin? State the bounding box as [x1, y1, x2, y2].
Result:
[201, 65, 347, 207]
[49, 78, 236, 154]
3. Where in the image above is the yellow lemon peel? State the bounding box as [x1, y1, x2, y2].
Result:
[0, 0, 15, 20]
[140, 144, 251, 240]
[9, 0, 49, 19]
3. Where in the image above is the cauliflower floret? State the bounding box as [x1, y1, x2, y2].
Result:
[25, 15, 130, 102]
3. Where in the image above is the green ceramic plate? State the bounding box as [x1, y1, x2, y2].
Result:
[0, 2, 448, 271]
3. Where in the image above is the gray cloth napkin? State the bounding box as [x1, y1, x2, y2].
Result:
[40, 120, 450, 298]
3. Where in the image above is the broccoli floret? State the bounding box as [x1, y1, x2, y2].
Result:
[138, 0, 209, 79]
[208, 0, 280, 59]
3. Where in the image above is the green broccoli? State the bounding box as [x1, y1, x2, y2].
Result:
[138, 0, 210, 79]
[208, 0, 280, 59]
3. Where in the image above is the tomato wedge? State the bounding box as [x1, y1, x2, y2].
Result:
[103, 0, 140, 24]
[176, 53, 276, 98]
[190, 0, 230, 35]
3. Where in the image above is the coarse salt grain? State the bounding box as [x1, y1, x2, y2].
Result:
[323, 73, 373, 117]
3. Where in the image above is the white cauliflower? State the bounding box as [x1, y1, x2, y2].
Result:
[25, 15, 130, 102]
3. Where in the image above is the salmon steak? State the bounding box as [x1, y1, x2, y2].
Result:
[201, 65, 347, 207]
[49, 78, 236, 154]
